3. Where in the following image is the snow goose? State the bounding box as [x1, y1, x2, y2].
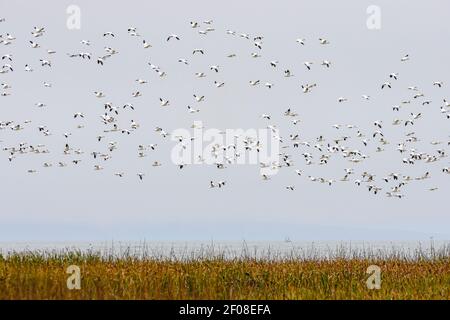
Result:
[303, 61, 313, 70]
[94, 91, 105, 98]
[321, 60, 331, 68]
[159, 98, 170, 107]
[29, 40, 39, 48]
[167, 34, 180, 41]
[143, 40, 152, 48]
[187, 106, 200, 113]
[137, 173, 145, 181]
[381, 81, 391, 89]
[214, 81, 225, 88]
[40, 59, 51, 67]
[193, 94, 205, 102]
[1, 54, 12, 61]
[284, 69, 294, 77]
[193, 49, 204, 55]
[389, 73, 398, 80]
[401, 54, 410, 62]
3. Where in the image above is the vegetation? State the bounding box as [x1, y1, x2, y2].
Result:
[0, 245, 449, 299]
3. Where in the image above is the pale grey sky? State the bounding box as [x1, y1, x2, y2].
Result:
[0, 0, 449, 241]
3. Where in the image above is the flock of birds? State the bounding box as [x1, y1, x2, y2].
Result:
[1, 16, 449, 199]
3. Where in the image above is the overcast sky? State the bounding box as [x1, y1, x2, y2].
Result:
[0, 0, 449, 241]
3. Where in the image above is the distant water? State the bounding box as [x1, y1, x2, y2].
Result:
[0, 241, 449, 260]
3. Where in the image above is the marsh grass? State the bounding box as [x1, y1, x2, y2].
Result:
[0, 243, 449, 299]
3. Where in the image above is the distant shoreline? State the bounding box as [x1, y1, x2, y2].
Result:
[1, 240, 448, 261]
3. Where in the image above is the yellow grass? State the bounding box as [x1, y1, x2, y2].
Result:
[0, 248, 449, 299]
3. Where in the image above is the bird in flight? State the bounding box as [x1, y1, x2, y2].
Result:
[0, 15, 447, 202]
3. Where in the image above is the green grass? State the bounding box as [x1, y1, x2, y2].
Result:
[0, 246, 449, 299]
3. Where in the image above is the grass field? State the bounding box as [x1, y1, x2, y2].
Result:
[0, 246, 449, 300]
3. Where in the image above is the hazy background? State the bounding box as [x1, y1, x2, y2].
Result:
[0, 0, 449, 241]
